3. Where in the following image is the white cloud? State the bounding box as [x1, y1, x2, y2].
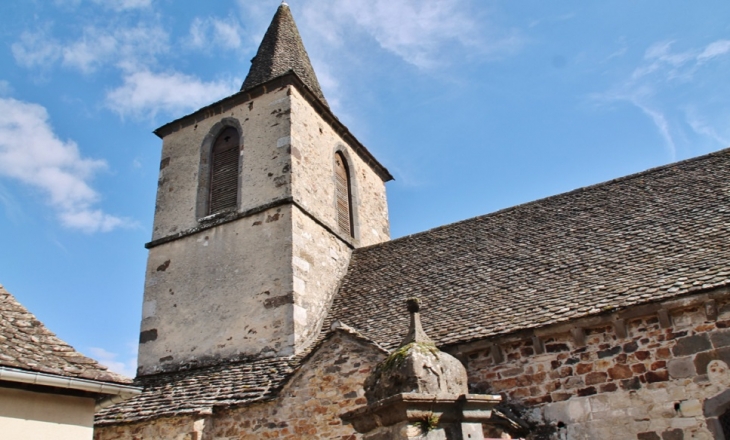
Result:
[0, 98, 131, 233]
[685, 108, 730, 147]
[593, 38, 730, 159]
[106, 70, 239, 119]
[188, 17, 243, 50]
[13, 24, 169, 74]
[87, 346, 137, 378]
[91, 0, 152, 11]
[12, 31, 62, 69]
[698, 39, 730, 62]
[237, 0, 521, 71]
[302, 0, 521, 69]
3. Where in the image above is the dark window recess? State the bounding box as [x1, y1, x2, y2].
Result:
[209, 127, 240, 214]
[334, 152, 353, 237]
[721, 408, 730, 439]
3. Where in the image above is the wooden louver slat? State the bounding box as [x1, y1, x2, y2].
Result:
[335, 153, 352, 237]
[209, 127, 240, 214]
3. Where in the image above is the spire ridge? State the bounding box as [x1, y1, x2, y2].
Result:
[241, 3, 327, 106]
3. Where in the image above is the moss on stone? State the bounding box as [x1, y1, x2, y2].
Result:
[380, 342, 439, 372]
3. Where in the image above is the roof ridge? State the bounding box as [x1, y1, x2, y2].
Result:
[359, 147, 730, 252]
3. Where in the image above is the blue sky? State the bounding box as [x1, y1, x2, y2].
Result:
[1, 0, 729, 377]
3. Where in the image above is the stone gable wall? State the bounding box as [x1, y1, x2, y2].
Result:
[463, 289, 730, 439]
[95, 332, 385, 440]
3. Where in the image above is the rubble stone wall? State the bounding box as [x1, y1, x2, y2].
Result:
[464, 289, 730, 439]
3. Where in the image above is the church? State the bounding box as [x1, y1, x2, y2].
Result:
[94, 4, 730, 439]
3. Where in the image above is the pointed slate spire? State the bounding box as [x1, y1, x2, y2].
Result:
[241, 3, 328, 106]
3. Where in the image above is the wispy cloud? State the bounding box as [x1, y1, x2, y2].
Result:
[237, 0, 522, 71]
[593, 39, 730, 159]
[106, 70, 239, 119]
[0, 98, 132, 233]
[87, 346, 137, 378]
[302, 0, 522, 69]
[188, 16, 243, 50]
[13, 24, 169, 74]
[91, 0, 152, 11]
[12, 30, 62, 70]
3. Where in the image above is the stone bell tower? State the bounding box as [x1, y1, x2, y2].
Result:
[136, 3, 392, 376]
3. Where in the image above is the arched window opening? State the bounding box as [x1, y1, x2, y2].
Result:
[721, 408, 730, 439]
[334, 152, 354, 237]
[209, 127, 240, 214]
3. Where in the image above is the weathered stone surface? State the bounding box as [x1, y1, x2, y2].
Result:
[465, 302, 730, 439]
[710, 330, 730, 348]
[364, 300, 467, 404]
[667, 357, 695, 379]
[672, 334, 711, 357]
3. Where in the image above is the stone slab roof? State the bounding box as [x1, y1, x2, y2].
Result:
[330, 148, 730, 350]
[0, 284, 131, 385]
[241, 3, 327, 106]
[95, 356, 298, 424]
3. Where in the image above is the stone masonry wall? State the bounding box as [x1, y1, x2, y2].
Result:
[138, 205, 294, 375]
[291, 205, 353, 353]
[152, 87, 293, 241]
[95, 331, 385, 440]
[464, 289, 730, 439]
[289, 86, 390, 248]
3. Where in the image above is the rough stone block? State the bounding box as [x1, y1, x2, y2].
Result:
[710, 330, 730, 348]
[645, 370, 669, 383]
[678, 399, 702, 417]
[543, 397, 591, 423]
[661, 428, 684, 440]
[621, 376, 642, 390]
[585, 372, 608, 385]
[667, 357, 696, 379]
[608, 364, 633, 380]
[693, 346, 730, 374]
[638, 432, 661, 440]
[672, 334, 711, 357]
[598, 346, 621, 359]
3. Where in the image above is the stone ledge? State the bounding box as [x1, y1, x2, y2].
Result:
[341, 393, 501, 433]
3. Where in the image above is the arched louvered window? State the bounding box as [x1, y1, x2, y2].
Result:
[208, 127, 240, 214]
[334, 152, 354, 237]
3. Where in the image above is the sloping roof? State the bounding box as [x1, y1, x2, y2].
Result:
[95, 326, 386, 424]
[329, 148, 730, 350]
[0, 284, 131, 385]
[95, 356, 298, 424]
[240, 3, 328, 106]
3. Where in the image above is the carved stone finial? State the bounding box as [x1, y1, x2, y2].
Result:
[400, 297, 432, 347]
[363, 298, 468, 404]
